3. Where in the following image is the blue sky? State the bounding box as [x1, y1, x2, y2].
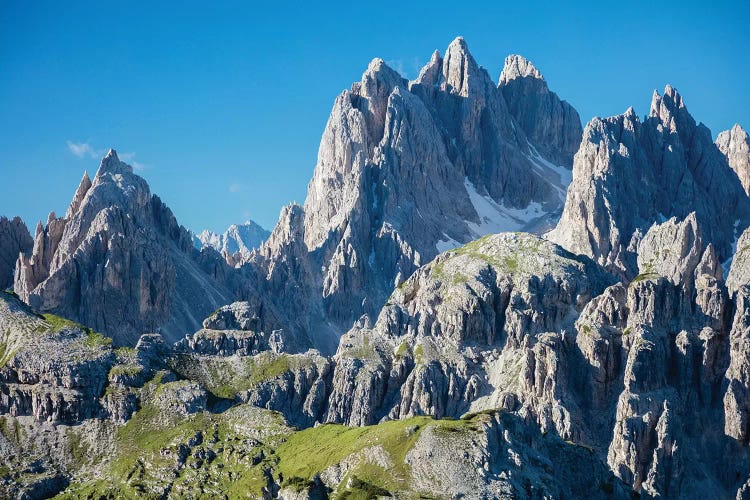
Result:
[1, 1, 748, 234]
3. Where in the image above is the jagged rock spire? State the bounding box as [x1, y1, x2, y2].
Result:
[717, 123, 750, 195]
[499, 54, 544, 85]
[414, 50, 442, 86]
[95, 148, 132, 177]
[499, 53, 582, 165]
[550, 86, 750, 279]
[65, 170, 92, 219]
[442, 36, 483, 96]
[0, 216, 33, 289]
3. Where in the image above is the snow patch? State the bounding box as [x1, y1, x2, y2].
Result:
[525, 142, 572, 203]
[436, 234, 461, 253]
[722, 218, 742, 276]
[464, 178, 545, 237]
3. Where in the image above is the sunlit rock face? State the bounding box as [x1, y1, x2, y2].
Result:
[14, 150, 234, 346]
[549, 86, 750, 280]
[251, 37, 581, 351]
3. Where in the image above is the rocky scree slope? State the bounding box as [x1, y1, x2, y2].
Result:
[245, 37, 581, 351]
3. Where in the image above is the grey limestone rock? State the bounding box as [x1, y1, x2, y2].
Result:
[499, 54, 583, 166]
[0, 216, 32, 290]
[718, 124, 750, 196]
[194, 220, 270, 267]
[14, 150, 234, 346]
[549, 86, 750, 280]
[249, 37, 581, 353]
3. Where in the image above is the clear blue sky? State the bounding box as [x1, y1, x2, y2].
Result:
[1, 1, 748, 234]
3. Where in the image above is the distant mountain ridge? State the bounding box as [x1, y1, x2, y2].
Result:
[193, 221, 270, 267]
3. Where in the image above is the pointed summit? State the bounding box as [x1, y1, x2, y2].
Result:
[359, 58, 405, 99]
[499, 53, 582, 166]
[717, 123, 750, 195]
[414, 50, 443, 87]
[65, 170, 92, 219]
[442, 36, 483, 96]
[649, 85, 688, 127]
[96, 148, 132, 177]
[499, 54, 544, 85]
[356, 58, 406, 143]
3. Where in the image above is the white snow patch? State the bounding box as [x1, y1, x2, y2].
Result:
[436, 234, 461, 253]
[464, 178, 545, 237]
[722, 218, 742, 276]
[525, 142, 572, 203]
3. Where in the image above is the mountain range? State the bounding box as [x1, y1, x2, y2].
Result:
[1, 37, 750, 499]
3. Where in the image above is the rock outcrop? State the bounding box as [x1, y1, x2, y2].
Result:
[14, 150, 235, 345]
[0, 216, 32, 290]
[728, 227, 750, 295]
[324, 233, 611, 436]
[717, 124, 750, 195]
[322, 218, 750, 497]
[548, 86, 750, 279]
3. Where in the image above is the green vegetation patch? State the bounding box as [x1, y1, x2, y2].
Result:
[41, 313, 113, 348]
[42, 313, 82, 333]
[170, 352, 297, 399]
[275, 415, 483, 495]
[109, 363, 143, 378]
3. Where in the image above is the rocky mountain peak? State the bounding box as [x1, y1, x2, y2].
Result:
[194, 219, 270, 267]
[442, 36, 485, 96]
[499, 54, 582, 165]
[414, 50, 443, 86]
[14, 150, 233, 345]
[550, 85, 750, 279]
[96, 148, 131, 176]
[263, 37, 586, 350]
[499, 54, 544, 85]
[649, 85, 690, 132]
[0, 216, 32, 289]
[65, 170, 92, 219]
[357, 58, 406, 144]
[717, 123, 750, 195]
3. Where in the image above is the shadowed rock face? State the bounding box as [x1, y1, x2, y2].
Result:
[499, 54, 583, 167]
[548, 86, 750, 280]
[14, 150, 235, 346]
[248, 37, 581, 351]
[0, 216, 32, 290]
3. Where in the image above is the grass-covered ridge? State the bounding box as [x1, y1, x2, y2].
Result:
[427, 233, 579, 288]
[56, 386, 492, 499]
[42, 313, 112, 347]
[169, 351, 310, 399]
[53, 368, 500, 498]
